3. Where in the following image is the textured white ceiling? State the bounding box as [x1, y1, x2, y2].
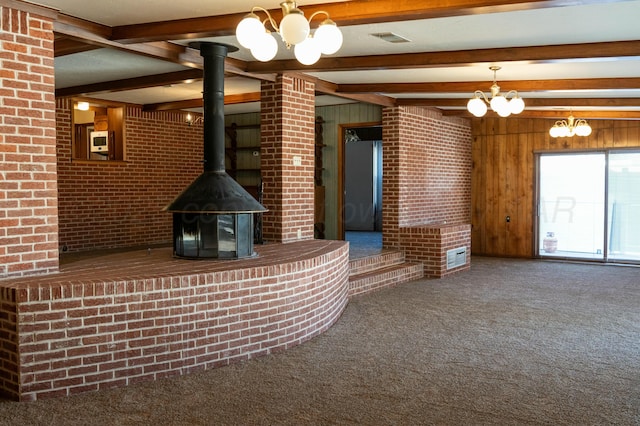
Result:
[34, 0, 640, 112]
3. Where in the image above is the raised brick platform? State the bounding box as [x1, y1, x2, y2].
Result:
[0, 240, 349, 401]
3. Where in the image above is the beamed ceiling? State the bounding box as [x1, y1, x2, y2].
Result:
[30, 0, 640, 119]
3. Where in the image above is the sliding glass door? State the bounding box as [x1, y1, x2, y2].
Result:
[608, 152, 640, 261]
[538, 153, 605, 259]
[538, 150, 640, 263]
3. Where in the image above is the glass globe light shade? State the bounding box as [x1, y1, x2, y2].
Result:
[549, 125, 561, 138]
[250, 31, 278, 62]
[509, 96, 525, 114]
[575, 123, 592, 137]
[314, 20, 343, 55]
[467, 97, 487, 117]
[236, 13, 264, 49]
[497, 108, 511, 118]
[555, 125, 569, 138]
[280, 11, 310, 45]
[490, 95, 510, 116]
[294, 36, 321, 65]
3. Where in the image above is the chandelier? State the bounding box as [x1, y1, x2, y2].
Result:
[235, 0, 343, 65]
[466, 66, 525, 118]
[549, 114, 592, 138]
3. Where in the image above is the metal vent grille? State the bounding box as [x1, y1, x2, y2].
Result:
[370, 32, 411, 43]
[446, 246, 467, 270]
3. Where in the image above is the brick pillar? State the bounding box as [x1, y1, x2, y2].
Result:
[381, 107, 402, 249]
[382, 105, 473, 277]
[260, 74, 315, 243]
[0, 4, 58, 278]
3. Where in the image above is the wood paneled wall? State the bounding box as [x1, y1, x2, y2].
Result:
[315, 103, 382, 240]
[472, 117, 640, 257]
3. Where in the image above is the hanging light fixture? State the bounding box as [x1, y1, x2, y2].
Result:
[549, 114, 592, 138]
[467, 66, 525, 118]
[235, 0, 343, 65]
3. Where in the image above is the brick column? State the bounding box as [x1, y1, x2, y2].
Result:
[0, 4, 58, 278]
[381, 107, 402, 249]
[260, 74, 315, 243]
[382, 106, 473, 276]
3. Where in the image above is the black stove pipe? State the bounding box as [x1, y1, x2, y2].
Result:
[164, 41, 266, 214]
[199, 42, 228, 173]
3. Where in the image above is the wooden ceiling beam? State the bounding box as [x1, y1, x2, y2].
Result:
[109, 0, 613, 43]
[53, 13, 204, 69]
[339, 78, 640, 93]
[313, 77, 396, 107]
[143, 92, 262, 112]
[54, 37, 101, 57]
[247, 40, 640, 73]
[52, 14, 279, 81]
[224, 92, 262, 105]
[143, 98, 203, 112]
[55, 69, 204, 98]
[445, 109, 640, 120]
[398, 98, 640, 108]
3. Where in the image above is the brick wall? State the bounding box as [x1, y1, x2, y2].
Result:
[260, 74, 315, 243]
[0, 4, 58, 279]
[0, 240, 349, 401]
[382, 106, 472, 276]
[56, 101, 201, 252]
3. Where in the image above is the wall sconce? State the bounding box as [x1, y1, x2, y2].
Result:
[467, 66, 525, 118]
[76, 101, 90, 111]
[235, 0, 343, 65]
[186, 113, 203, 126]
[549, 114, 592, 137]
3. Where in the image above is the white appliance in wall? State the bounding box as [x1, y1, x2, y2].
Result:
[90, 131, 109, 153]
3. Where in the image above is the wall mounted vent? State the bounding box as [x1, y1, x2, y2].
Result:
[446, 246, 467, 270]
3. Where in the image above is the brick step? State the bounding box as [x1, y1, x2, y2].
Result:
[348, 249, 406, 276]
[349, 261, 424, 297]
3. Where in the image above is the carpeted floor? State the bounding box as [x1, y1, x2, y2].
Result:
[346, 231, 383, 258]
[1, 256, 639, 425]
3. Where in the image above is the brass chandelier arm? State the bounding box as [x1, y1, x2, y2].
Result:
[473, 90, 490, 103]
[503, 89, 521, 99]
[250, 7, 280, 33]
[474, 88, 521, 103]
[308, 10, 330, 23]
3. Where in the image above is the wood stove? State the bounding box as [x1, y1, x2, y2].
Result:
[164, 42, 266, 259]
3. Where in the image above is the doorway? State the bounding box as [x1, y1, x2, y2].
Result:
[536, 150, 640, 263]
[341, 125, 383, 250]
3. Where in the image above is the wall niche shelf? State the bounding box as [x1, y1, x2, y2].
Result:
[224, 119, 326, 240]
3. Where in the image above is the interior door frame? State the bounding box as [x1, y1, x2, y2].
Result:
[338, 121, 382, 240]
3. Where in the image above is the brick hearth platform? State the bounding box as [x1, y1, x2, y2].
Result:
[0, 240, 349, 401]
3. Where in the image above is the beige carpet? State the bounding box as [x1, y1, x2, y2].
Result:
[1, 256, 639, 425]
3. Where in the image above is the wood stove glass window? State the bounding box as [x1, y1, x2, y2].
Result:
[72, 100, 125, 161]
[173, 213, 254, 259]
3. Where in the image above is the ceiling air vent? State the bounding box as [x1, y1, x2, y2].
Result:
[370, 32, 411, 43]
